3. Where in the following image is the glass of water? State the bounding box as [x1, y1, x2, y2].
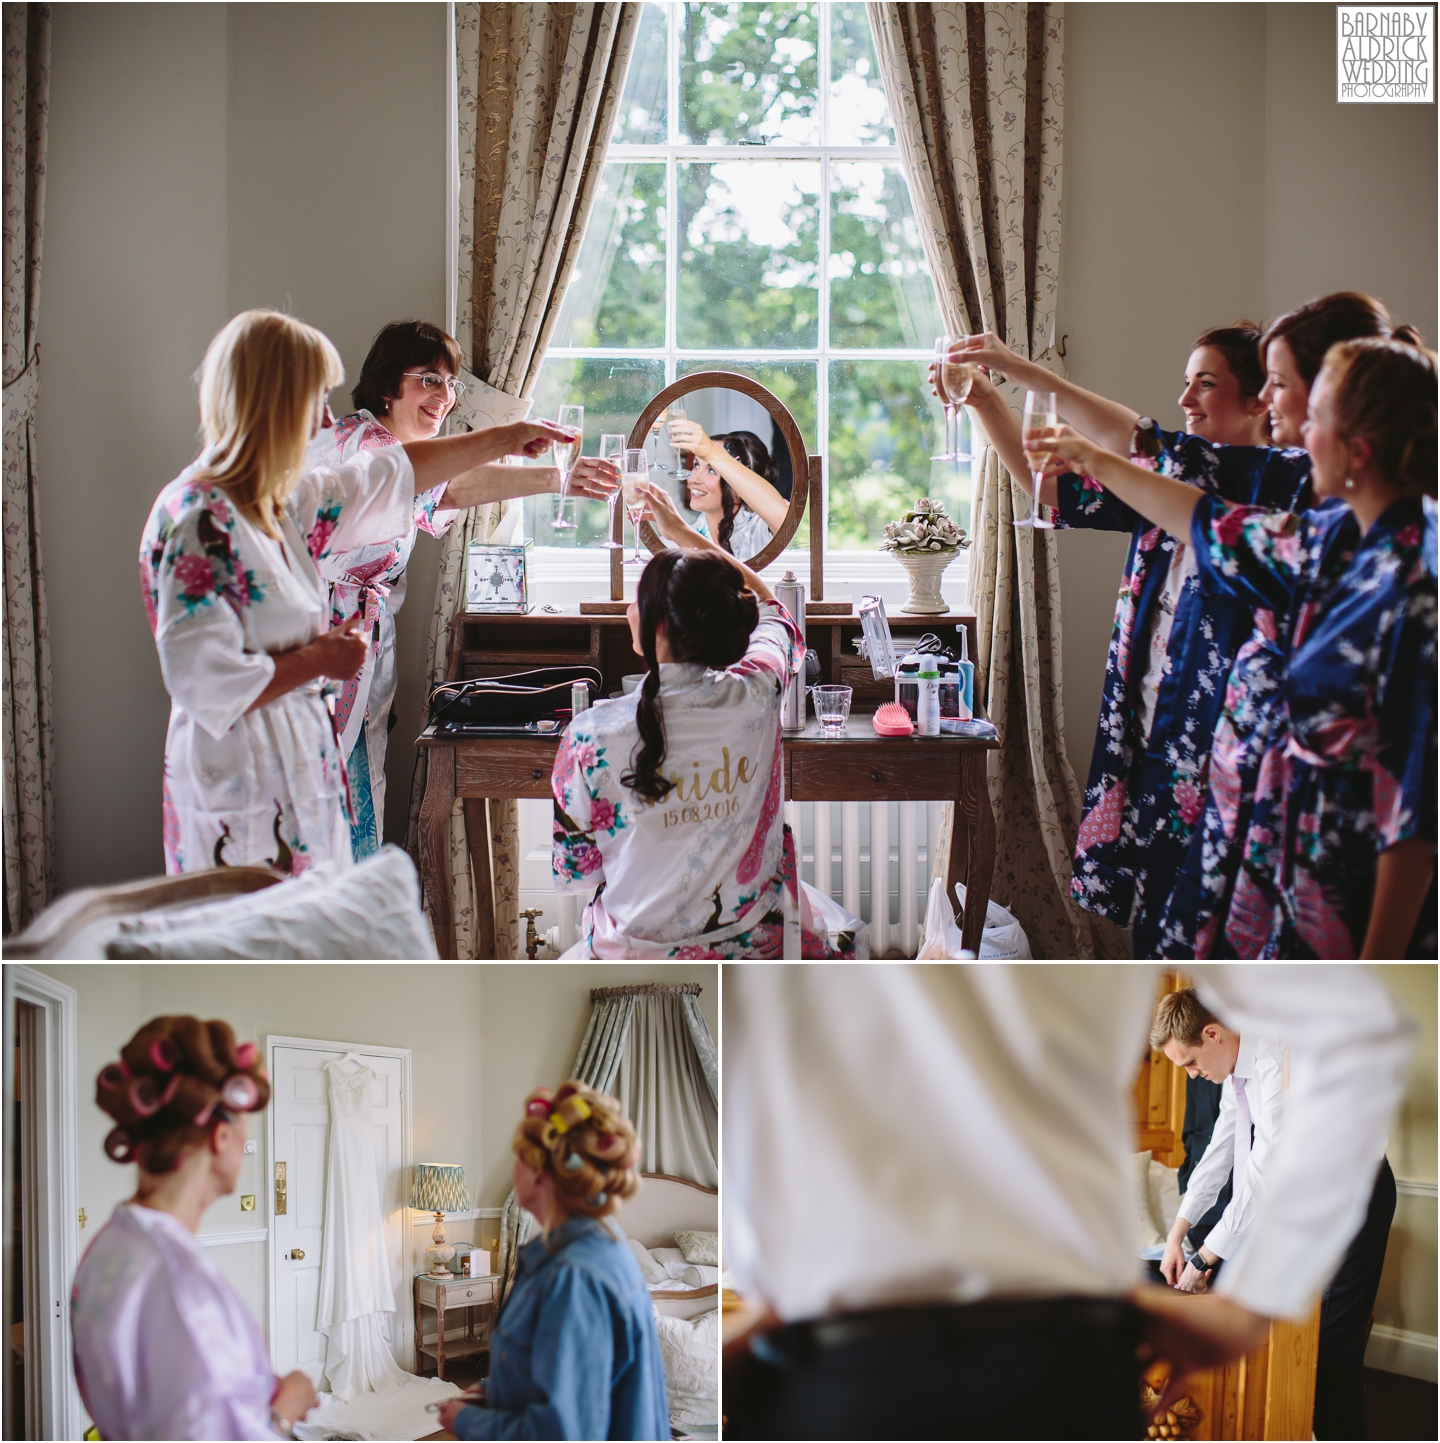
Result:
[552, 404, 583, 530]
[812, 685, 853, 736]
[599, 434, 626, 548]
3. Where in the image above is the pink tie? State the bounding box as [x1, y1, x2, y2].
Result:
[1233, 1074, 1252, 1185]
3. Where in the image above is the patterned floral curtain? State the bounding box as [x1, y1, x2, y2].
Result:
[2, 4, 54, 935]
[409, 3, 640, 958]
[867, 2, 1112, 958]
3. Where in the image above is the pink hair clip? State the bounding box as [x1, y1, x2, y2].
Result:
[236, 1041, 259, 1069]
[159, 1074, 182, 1108]
[192, 1097, 219, 1128]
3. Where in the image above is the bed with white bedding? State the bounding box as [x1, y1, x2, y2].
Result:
[619, 1173, 719, 1439]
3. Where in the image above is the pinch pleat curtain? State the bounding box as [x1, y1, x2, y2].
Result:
[867, 2, 1109, 958]
[2, 4, 54, 935]
[409, 2, 640, 958]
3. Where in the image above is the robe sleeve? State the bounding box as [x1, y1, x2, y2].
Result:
[290, 446, 416, 562]
[450, 1267, 617, 1441]
[1374, 578, 1437, 850]
[414, 483, 460, 537]
[148, 496, 276, 740]
[1189, 495, 1310, 615]
[552, 721, 608, 893]
[727, 597, 802, 684]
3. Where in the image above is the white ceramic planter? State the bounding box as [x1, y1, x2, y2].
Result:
[894, 548, 958, 614]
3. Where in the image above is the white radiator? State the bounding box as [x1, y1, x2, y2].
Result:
[517, 798, 941, 958]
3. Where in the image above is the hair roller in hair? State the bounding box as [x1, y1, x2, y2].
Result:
[99, 1063, 128, 1092]
[221, 1073, 261, 1112]
[235, 1041, 259, 1070]
[149, 1036, 180, 1072]
[591, 1130, 626, 1162]
[104, 1127, 135, 1163]
[587, 1191, 608, 1208]
[128, 1076, 162, 1117]
[562, 1151, 585, 1172]
[524, 1088, 554, 1119]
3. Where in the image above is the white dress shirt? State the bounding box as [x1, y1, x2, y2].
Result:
[1174, 1035, 1287, 1260]
[723, 965, 1414, 1324]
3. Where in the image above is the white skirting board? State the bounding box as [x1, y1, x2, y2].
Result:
[1365, 1324, 1438, 1382]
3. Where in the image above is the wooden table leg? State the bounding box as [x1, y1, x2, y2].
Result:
[435, 1286, 447, 1381]
[464, 798, 498, 959]
[419, 747, 456, 959]
[954, 750, 997, 956]
[414, 1286, 424, 1376]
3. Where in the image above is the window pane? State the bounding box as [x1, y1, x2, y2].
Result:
[828, 360, 973, 550]
[552, 164, 666, 349]
[828, 3, 895, 145]
[613, 3, 668, 144]
[829, 162, 943, 349]
[678, 161, 819, 348]
[680, 2, 819, 145]
[523, 357, 666, 547]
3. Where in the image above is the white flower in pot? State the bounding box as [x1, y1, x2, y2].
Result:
[881, 498, 970, 614]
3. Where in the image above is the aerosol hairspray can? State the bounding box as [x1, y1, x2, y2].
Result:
[775, 570, 807, 732]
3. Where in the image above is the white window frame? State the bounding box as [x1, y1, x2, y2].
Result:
[527, 2, 969, 594]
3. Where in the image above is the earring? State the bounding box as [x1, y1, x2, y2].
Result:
[1344, 477, 1356, 490]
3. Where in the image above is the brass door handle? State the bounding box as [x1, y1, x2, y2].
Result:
[289, 1249, 305, 1260]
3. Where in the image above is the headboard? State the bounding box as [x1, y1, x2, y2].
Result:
[620, 1172, 718, 1250]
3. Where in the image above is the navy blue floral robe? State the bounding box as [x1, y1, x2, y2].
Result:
[1178, 494, 1436, 957]
[1055, 422, 1310, 954]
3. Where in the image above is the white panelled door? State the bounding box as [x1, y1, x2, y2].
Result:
[268, 1041, 411, 1384]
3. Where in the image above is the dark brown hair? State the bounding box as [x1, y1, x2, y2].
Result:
[622, 550, 761, 803]
[1191, 321, 1266, 399]
[96, 1016, 270, 1175]
[1323, 338, 1438, 499]
[685, 430, 780, 555]
[1261, 292, 1420, 388]
[512, 1081, 640, 1231]
[351, 320, 464, 418]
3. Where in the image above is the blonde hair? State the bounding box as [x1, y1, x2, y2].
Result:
[1321, 337, 1438, 499]
[1149, 987, 1219, 1050]
[196, 310, 344, 535]
[512, 1081, 640, 1234]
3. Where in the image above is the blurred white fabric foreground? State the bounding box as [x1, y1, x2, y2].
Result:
[293, 1376, 463, 1441]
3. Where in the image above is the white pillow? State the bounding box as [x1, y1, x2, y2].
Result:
[1149, 1157, 1182, 1235]
[627, 1237, 670, 1285]
[649, 1246, 689, 1276]
[1132, 1150, 1164, 1250]
[106, 846, 437, 959]
[655, 1309, 719, 1430]
[682, 1264, 721, 1287]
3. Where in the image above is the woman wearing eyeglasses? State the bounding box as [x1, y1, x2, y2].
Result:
[308, 321, 617, 857]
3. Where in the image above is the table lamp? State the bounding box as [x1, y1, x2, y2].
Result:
[410, 1163, 469, 1278]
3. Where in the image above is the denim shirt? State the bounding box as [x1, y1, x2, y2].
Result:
[451, 1217, 670, 1440]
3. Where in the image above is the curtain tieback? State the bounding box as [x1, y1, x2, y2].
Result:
[2, 351, 41, 432]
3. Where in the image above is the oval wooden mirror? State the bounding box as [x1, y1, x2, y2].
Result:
[626, 371, 809, 572]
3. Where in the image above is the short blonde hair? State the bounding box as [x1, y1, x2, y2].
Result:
[197, 310, 343, 534]
[512, 1081, 640, 1233]
[1149, 987, 1219, 1050]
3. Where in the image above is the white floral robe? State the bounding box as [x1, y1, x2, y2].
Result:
[140, 444, 415, 875]
[551, 599, 863, 958]
[306, 411, 457, 857]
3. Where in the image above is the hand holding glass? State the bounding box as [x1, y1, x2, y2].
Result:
[1016, 391, 1057, 529]
[622, 448, 649, 564]
[552, 404, 583, 530]
[598, 434, 626, 548]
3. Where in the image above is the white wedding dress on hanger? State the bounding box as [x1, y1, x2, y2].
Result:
[316, 1058, 409, 1400]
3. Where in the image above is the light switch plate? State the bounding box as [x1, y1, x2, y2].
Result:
[244, 1140, 258, 1154]
[240, 1194, 256, 1212]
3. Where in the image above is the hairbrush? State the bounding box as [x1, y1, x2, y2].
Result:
[872, 703, 914, 737]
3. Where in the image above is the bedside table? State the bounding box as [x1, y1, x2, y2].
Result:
[414, 1271, 500, 1381]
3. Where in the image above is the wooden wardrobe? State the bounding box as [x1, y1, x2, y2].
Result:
[1135, 972, 1321, 1442]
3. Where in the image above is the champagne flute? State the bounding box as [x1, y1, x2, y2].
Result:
[1015, 390, 1057, 529]
[551, 403, 583, 530]
[648, 405, 670, 472]
[941, 348, 975, 462]
[622, 448, 649, 564]
[669, 397, 690, 479]
[932, 337, 953, 460]
[598, 434, 626, 548]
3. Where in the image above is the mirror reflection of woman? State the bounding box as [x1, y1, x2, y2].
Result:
[73, 1016, 315, 1439]
[307, 321, 617, 858]
[437, 1083, 669, 1441]
[667, 419, 787, 558]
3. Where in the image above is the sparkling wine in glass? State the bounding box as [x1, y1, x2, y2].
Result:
[648, 406, 670, 472]
[599, 434, 626, 548]
[669, 397, 690, 479]
[551, 404, 583, 530]
[622, 447, 648, 564]
[941, 355, 975, 461]
[1016, 390, 1057, 529]
[932, 337, 953, 460]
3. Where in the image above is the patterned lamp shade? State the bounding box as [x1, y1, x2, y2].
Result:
[409, 1163, 469, 1214]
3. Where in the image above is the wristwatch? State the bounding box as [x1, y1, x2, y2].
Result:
[1187, 1253, 1215, 1275]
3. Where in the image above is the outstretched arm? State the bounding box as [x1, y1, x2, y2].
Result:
[637, 480, 775, 602]
[402, 420, 575, 493]
[1033, 426, 1201, 538]
[438, 456, 618, 509]
[962, 370, 1059, 508]
[952, 333, 1141, 454]
[668, 419, 790, 533]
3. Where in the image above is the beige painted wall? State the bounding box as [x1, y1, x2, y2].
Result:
[1056, 4, 1436, 789]
[36, 3, 447, 896]
[1369, 965, 1438, 1349]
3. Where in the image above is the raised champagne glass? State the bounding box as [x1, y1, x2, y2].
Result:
[551, 404, 583, 531]
[599, 433, 626, 548]
[941, 348, 975, 462]
[622, 448, 649, 565]
[648, 405, 670, 472]
[669, 396, 690, 480]
[932, 337, 954, 460]
[1015, 390, 1057, 529]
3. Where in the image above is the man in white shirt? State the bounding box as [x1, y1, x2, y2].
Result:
[1152, 985, 1398, 1440]
[723, 965, 1414, 1440]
